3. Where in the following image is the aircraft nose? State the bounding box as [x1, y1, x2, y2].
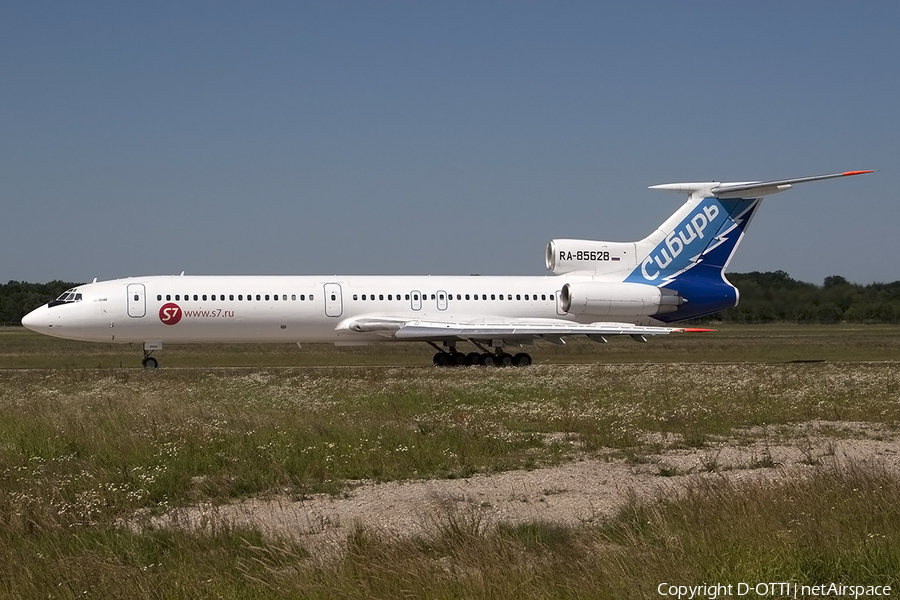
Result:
[21, 305, 49, 332]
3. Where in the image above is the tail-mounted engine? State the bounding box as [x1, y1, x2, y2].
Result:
[560, 282, 683, 317]
[545, 239, 636, 275]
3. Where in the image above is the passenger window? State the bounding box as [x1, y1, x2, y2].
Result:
[274, 295, 279, 301]
[230, 295, 234, 301]
[134, 295, 139, 301]
[256, 295, 261, 301]
[193, 295, 198, 301]
[542, 294, 547, 300]
[292, 295, 296, 301]
[309, 295, 314, 300]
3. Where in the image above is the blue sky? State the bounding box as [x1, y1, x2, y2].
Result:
[2, 1, 896, 284]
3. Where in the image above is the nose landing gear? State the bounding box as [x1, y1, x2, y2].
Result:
[141, 342, 162, 370]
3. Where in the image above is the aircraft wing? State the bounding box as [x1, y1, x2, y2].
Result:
[343, 316, 708, 343]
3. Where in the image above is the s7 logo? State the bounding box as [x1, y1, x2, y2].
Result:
[159, 303, 182, 325]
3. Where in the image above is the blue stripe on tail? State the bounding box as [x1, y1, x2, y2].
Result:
[626, 197, 761, 322]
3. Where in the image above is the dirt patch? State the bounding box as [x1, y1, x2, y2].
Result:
[149, 421, 900, 556]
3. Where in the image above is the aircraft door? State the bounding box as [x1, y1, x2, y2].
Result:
[436, 290, 448, 311]
[410, 290, 422, 311]
[127, 284, 146, 318]
[323, 283, 343, 317]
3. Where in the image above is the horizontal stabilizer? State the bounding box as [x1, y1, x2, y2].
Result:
[651, 170, 874, 199]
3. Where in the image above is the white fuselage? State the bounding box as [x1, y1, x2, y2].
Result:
[24, 274, 656, 345]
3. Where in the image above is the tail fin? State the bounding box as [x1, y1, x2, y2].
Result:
[626, 170, 874, 321]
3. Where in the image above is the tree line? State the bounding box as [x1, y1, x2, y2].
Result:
[714, 271, 900, 324]
[2, 273, 900, 325]
[1, 280, 82, 326]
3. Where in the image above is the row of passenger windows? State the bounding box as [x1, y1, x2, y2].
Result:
[151, 292, 555, 303]
[353, 293, 555, 301]
[155, 294, 314, 302]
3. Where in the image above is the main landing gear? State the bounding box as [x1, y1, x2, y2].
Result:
[428, 342, 532, 368]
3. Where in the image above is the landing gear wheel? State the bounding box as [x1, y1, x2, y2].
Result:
[451, 352, 467, 366]
[466, 352, 481, 366]
[434, 352, 451, 367]
[480, 353, 495, 367]
[142, 356, 159, 370]
[513, 352, 532, 367]
[497, 353, 514, 367]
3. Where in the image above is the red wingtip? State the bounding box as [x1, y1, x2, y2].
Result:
[842, 170, 875, 176]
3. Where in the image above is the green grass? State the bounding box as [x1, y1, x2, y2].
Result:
[1, 325, 899, 597]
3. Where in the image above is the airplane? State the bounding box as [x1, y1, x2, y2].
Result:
[22, 170, 874, 369]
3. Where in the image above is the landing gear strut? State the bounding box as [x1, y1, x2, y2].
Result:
[428, 341, 531, 368]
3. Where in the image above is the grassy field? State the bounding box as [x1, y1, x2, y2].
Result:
[1, 325, 899, 598]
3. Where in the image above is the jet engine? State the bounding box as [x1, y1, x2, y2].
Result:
[560, 282, 683, 317]
[545, 239, 635, 275]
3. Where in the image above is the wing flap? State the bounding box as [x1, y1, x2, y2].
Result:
[341, 316, 710, 342]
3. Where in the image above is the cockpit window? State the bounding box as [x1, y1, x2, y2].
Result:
[49, 289, 83, 307]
